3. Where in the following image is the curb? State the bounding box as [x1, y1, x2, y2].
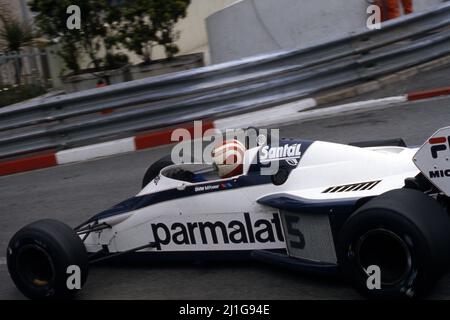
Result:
[315, 55, 450, 106]
[0, 153, 57, 177]
[215, 85, 450, 130]
[214, 98, 317, 131]
[408, 87, 450, 101]
[0, 85, 449, 178]
[0, 122, 213, 177]
[215, 96, 408, 130]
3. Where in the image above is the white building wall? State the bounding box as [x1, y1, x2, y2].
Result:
[126, 0, 238, 65]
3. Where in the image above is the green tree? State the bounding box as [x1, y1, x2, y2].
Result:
[28, 0, 190, 72]
[117, 0, 191, 64]
[29, 0, 119, 73]
[0, 4, 36, 84]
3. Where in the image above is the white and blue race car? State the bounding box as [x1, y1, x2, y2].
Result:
[7, 127, 450, 299]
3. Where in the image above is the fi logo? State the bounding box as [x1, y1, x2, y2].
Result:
[429, 136, 450, 159]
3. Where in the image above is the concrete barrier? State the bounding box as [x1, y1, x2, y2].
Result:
[207, 0, 444, 64]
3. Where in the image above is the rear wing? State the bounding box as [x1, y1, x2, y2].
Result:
[414, 127, 450, 196]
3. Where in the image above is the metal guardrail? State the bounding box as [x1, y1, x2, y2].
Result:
[0, 2, 449, 159]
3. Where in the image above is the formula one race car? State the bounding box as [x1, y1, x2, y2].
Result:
[7, 127, 450, 300]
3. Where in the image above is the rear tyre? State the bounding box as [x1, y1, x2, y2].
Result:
[142, 155, 174, 188]
[338, 189, 450, 299]
[7, 219, 89, 300]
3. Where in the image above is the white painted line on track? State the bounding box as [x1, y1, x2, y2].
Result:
[214, 96, 408, 130]
[214, 98, 317, 130]
[292, 96, 408, 123]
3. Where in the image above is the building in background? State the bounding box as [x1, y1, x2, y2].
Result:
[78, 0, 237, 66]
[9, 0, 442, 89]
[131, 0, 237, 65]
[2, 0, 237, 89]
[0, 0, 43, 86]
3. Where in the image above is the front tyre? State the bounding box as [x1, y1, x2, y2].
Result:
[338, 189, 450, 299]
[7, 219, 89, 300]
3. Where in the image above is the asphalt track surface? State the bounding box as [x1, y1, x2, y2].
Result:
[1, 95, 450, 300]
